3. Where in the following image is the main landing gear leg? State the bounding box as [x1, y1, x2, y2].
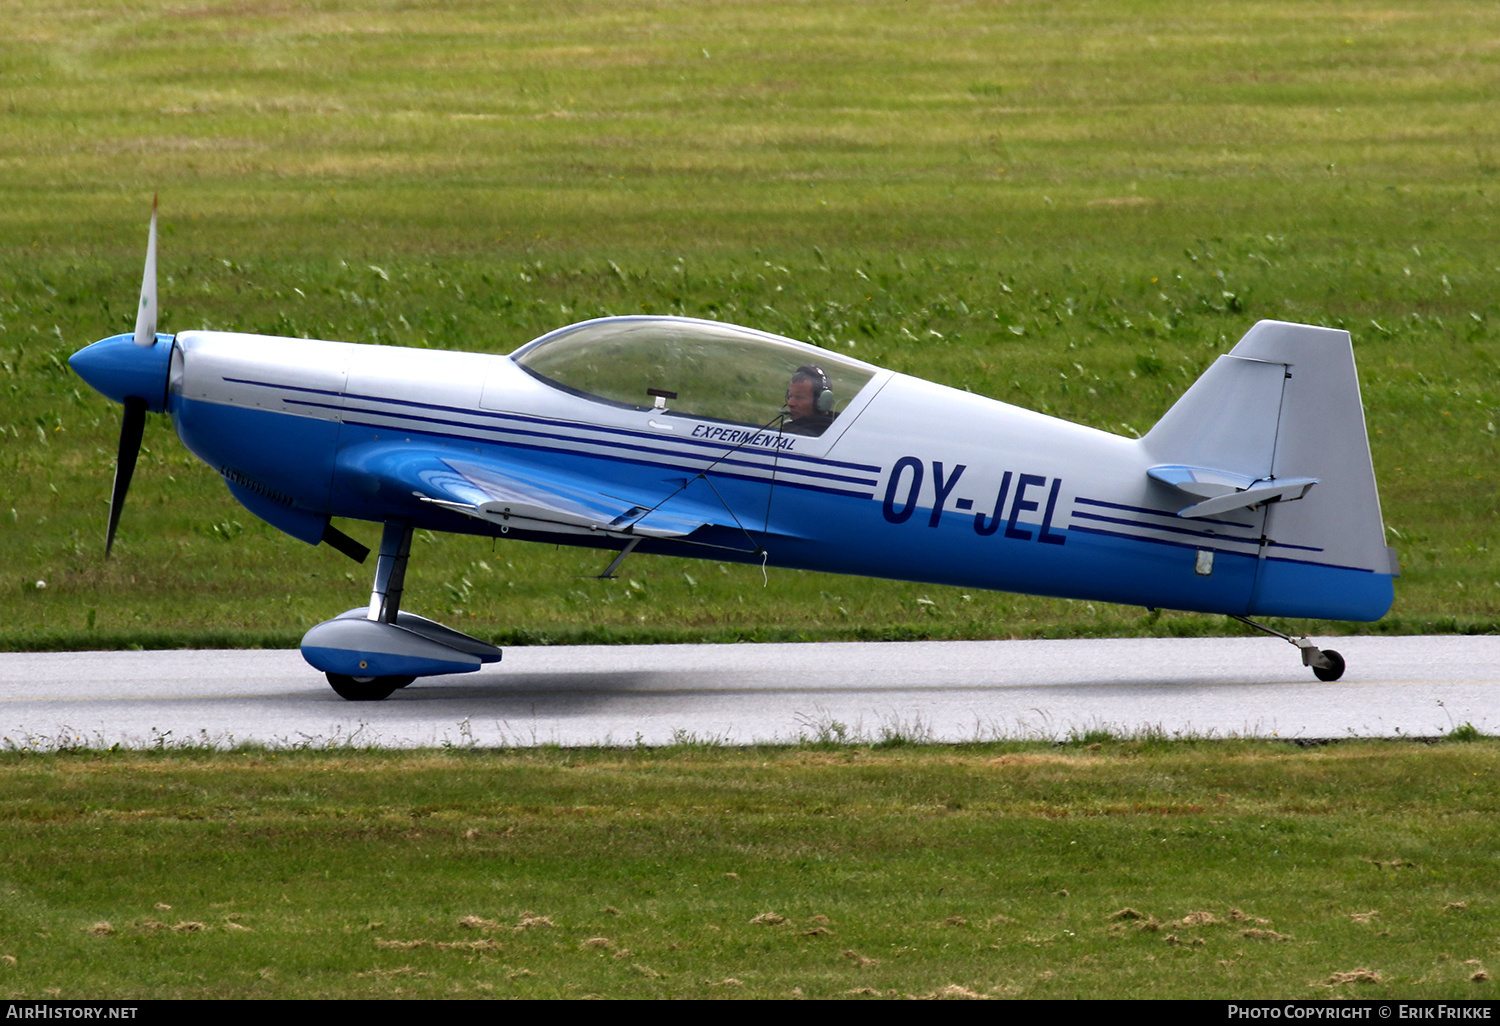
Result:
[369, 518, 413, 626]
[326, 519, 418, 701]
[1229, 614, 1346, 682]
[301, 518, 501, 699]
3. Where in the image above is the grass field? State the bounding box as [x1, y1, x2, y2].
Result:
[1, 0, 1496, 649]
[1, 739, 1497, 999]
[2, 6, 1498, 1001]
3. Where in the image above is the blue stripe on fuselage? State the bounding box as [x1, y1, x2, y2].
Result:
[325, 404, 877, 489]
[1075, 495, 1253, 529]
[1071, 509, 1260, 548]
[1074, 494, 1324, 553]
[221, 375, 881, 476]
[334, 419, 876, 502]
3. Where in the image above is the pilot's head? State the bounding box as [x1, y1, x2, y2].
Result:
[786, 365, 833, 420]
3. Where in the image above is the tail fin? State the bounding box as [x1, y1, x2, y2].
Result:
[1143, 320, 1395, 620]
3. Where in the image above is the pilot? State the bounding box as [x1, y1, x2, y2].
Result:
[782, 364, 836, 436]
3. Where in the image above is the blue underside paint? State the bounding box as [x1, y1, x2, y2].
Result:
[173, 397, 340, 512]
[224, 476, 328, 546]
[1250, 558, 1393, 621]
[175, 398, 1394, 623]
[300, 644, 481, 678]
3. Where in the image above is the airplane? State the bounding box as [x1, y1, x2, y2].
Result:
[70, 203, 1397, 700]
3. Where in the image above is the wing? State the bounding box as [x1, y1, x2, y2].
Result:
[340, 443, 740, 539]
[428, 455, 723, 538]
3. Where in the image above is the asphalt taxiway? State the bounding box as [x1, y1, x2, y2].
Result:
[1, 635, 1495, 749]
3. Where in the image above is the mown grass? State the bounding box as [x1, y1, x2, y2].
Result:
[1, 0, 1497, 648]
[0, 740, 1496, 999]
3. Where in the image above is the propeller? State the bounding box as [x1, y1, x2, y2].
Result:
[106, 397, 147, 557]
[132, 195, 158, 347]
[106, 196, 159, 555]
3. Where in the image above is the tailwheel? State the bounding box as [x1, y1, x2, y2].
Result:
[1229, 614, 1349, 682]
[326, 673, 414, 701]
[1311, 649, 1345, 682]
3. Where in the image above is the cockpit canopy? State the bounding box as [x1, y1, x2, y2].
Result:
[512, 317, 876, 437]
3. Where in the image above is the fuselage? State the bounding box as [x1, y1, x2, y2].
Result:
[131, 321, 1390, 622]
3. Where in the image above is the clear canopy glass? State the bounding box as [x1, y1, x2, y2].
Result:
[513, 317, 876, 436]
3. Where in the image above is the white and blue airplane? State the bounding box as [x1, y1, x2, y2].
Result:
[71, 204, 1397, 699]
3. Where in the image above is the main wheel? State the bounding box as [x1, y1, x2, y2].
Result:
[325, 672, 414, 701]
[1312, 650, 1345, 682]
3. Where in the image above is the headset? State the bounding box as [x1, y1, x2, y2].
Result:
[790, 364, 835, 414]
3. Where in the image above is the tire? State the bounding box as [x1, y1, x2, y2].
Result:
[325, 673, 413, 701]
[1312, 650, 1345, 682]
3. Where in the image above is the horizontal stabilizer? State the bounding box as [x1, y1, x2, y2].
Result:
[1147, 464, 1259, 498]
[1148, 464, 1317, 518]
[1176, 477, 1317, 518]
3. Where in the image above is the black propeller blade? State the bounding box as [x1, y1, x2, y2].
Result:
[105, 396, 147, 557]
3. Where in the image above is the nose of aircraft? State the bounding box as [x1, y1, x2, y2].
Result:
[69, 332, 173, 413]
